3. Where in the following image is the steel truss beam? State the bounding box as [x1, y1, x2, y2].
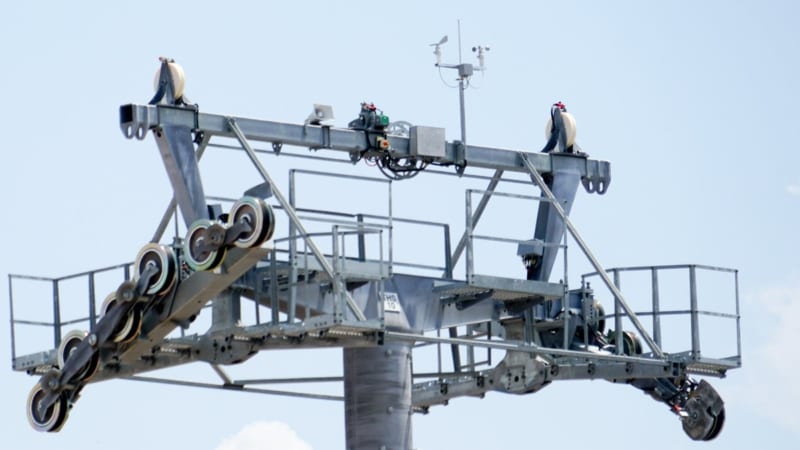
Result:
[120, 104, 612, 180]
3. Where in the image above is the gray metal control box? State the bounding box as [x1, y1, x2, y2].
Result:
[409, 126, 446, 159]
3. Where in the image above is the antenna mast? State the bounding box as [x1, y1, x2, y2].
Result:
[431, 20, 490, 146]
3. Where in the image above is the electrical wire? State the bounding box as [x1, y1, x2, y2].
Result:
[467, 70, 485, 90]
[375, 154, 429, 181]
[437, 66, 459, 89]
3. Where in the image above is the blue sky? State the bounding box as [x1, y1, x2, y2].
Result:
[1, 1, 798, 449]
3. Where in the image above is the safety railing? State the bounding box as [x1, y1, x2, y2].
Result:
[465, 188, 568, 289]
[582, 264, 741, 370]
[287, 169, 453, 277]
[8, 263, 131, 371]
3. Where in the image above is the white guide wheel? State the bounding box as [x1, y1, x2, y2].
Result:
[545, 111, 577, 148]
[134, 243, 177, 296]
[57, 329, 100, 382]
[102, 293, 139, 344]
[26, 380, 68, 432]
[153, 61, 186, 99]
[228, 196, 275, 248]
[183, 219, 227, 271]
[57, 329, 86, 369]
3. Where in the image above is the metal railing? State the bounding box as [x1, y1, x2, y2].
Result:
[287, 169, 453, 277]
[8, 263, 131, 370]
[465, 188, 566, 283]
[582, 264, 741, 367]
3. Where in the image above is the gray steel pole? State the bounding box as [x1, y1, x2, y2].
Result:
[459, 78, 467, 145]
[689, 265, 700, 358]
[52, 280, 61, 348]
[343, 342, 413, 450]
[448, 169, 503, 274]
[651, 268, 662, 347]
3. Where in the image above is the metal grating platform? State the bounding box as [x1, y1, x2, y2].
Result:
[435, 275, 565, 303]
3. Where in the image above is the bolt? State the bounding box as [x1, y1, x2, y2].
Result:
[88, 334, 98, 347]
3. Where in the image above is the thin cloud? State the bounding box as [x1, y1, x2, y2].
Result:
[785, 184, 800, 196]
[740, 283, 800, 432]
[215, 421, 313, 450]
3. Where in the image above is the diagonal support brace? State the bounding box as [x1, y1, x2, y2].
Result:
[447, 169, 504, 276]
[227, 118, 367, 322]
[519, 152, 664, 358]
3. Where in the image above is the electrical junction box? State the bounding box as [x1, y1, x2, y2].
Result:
[410, 126, 446, 159]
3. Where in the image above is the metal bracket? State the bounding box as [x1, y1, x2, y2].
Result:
[582, 158, 611, 194]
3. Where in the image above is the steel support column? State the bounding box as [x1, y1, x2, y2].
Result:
[343, 342, 413, 450]
[210, 289, 241, 332]
[523, 154, 583, 281]
[153, 125, 207, 226]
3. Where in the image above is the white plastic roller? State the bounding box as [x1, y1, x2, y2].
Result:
[153, 59, 186, 100]
[545, 111, 577, 149]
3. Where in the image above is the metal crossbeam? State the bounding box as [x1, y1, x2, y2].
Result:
[125, 375, 344, 402]
[386, 331, 669, 366]
[120, 104, 611, 178]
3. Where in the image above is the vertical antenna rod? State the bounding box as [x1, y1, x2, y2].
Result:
[432, 21, 490, 147]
